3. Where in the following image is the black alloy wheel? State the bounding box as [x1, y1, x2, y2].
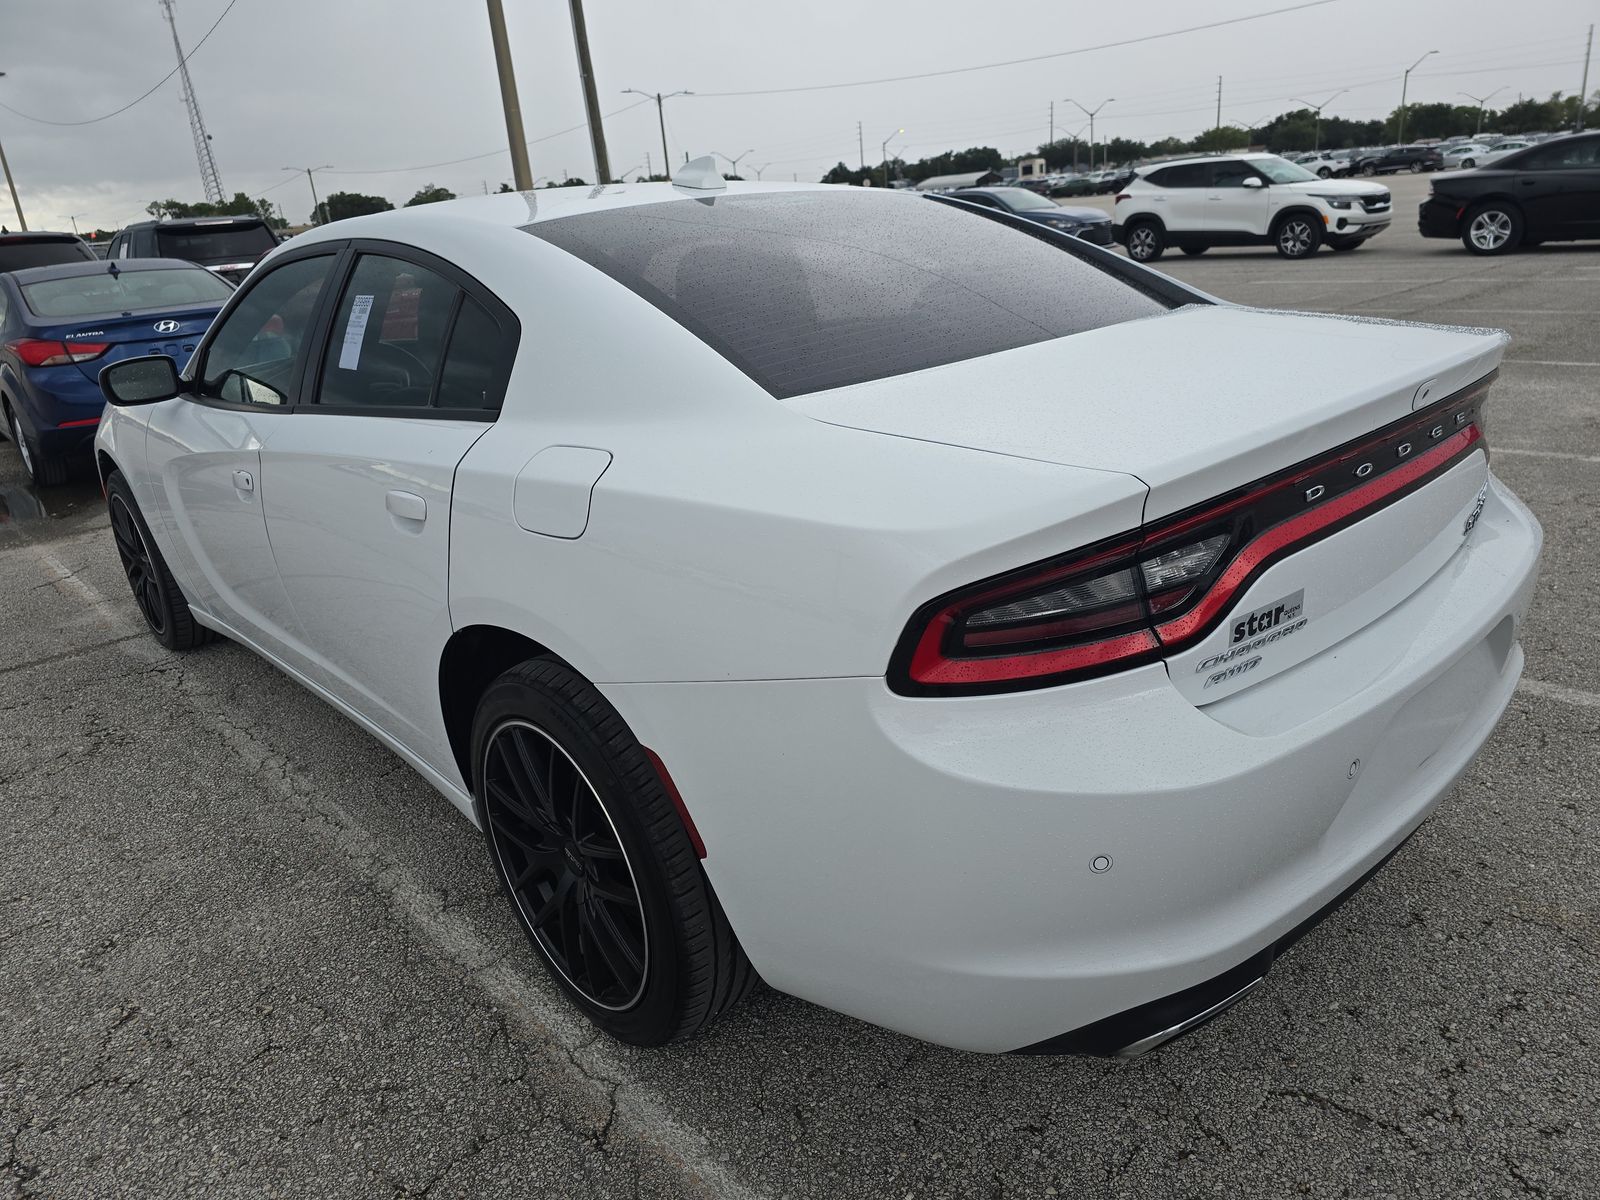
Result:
[104, 470, 213, 650]
[471, 657, 755, 1045]
[482, 719, 649, 1010]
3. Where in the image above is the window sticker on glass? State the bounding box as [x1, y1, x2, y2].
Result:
[338, 294, 375, 370]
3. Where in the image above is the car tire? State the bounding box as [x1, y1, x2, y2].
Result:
[1274, 214, 1323, 259]
[1328, 237, 1362, 252]
[1461, 202, 1523, 256]
[1362, 163, 1377, 176]
[4, 401, 71, 487]
[471, 657, 756, 1046]
[1317, 167, 1332, 179]
[1125, 220, 1165, 262]
[104, 469, 215, 650]
[1461, 158, 1476, 169]
[1409, 161, 1425, 173]
[1180, 245, 1208, 256]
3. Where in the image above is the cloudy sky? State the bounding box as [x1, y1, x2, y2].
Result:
[1, 0, 1593, 231]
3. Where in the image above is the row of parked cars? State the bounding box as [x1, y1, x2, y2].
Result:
[1109, 130, 1600, 260]
[1289, 130, 1571, 177]
[0, 215, 279, 484]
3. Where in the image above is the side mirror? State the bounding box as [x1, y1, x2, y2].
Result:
[100, 355, 182, 407]
[1242, 177, 1265, 189]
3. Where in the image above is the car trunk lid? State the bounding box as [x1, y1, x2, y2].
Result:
[55, 306, 221, 381]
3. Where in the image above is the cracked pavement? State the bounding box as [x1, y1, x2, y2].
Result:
[2, 175, 1597, 1198]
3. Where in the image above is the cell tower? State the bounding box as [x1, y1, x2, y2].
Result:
[158, 0, 225, 203]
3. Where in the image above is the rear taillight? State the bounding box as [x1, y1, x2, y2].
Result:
[890, 376, 1494, 695]
[8, 338, 110, 368]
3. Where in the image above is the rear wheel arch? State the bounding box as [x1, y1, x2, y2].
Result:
[439, 624, 569, 786]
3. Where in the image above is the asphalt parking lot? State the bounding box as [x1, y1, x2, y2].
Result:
[3, 171, 1597, 1199]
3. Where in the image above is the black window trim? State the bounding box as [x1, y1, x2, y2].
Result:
[293, 237, 521, 423]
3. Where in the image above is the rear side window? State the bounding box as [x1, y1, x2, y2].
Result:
[1146, 164, 1209, 188]
[0, 237, 96, 272]
[437, 296, 517, 411]
[530, 191, 1170, 399]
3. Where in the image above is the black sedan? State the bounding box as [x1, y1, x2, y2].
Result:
[940, 187, 1114, 245]
[1359, 145, 1445, 175]
[1418, 132, 1600, 255]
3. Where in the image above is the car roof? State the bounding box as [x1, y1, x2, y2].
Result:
[125, 216, 268, 229]
[1139, 152, 1281, 170]
[4, 257, 202, 285]
[0, 230, 84, 242]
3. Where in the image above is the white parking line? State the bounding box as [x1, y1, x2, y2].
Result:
[1357, 309, 1589, 316]
[1502, 360, 1600, 368]
[1517, 677, 1600, 711]
[1495, 447, 1600, 465]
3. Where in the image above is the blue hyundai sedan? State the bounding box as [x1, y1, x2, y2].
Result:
[1, 259, 232, 485]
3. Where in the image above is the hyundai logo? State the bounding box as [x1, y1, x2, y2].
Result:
[153, 319, 181, 334]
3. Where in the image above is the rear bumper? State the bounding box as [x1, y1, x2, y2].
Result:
[1418, 197, 1464, 239]
[603, 476, 1542, 1053]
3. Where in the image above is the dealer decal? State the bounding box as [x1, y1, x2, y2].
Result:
[1230, 589, 1305, 645]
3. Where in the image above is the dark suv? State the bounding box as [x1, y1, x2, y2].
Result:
[107, 216, 278, 285]
[1358, 145, 1445, 175]
[0, 231, 97, 273]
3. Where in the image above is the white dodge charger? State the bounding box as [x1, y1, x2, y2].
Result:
[94, 165, 1542, 1057]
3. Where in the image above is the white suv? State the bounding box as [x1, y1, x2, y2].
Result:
[1113, 153, 1393, 261]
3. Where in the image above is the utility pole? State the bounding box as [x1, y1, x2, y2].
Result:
[0, 72, 22, 230]
[857, 121, 864, 172]
[1579, 24, 1594, 131]
[1216, 76, 1223, 130]
[644, 150, 652, 179]
[486, 0, 534, 190]
[62, 213, 83, 235]
[158, 0, 225, 205]
[566, 0, 610, 183]
[1397, 49, 1438, 143]
[286, 165, 333, 224]
[1049, 100, 1054, 148]
[623, 90, 690, 183]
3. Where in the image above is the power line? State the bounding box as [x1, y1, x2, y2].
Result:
[321, 98, 653, 176]
[688, 0, 1340, 97]
[0, 0, 241, 127]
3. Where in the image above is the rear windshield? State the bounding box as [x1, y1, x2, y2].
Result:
[156, 223, 277, 263]
[0, 237, 96, 272]
[22, 267, 233, 318]
[529, 191, 1170, 398]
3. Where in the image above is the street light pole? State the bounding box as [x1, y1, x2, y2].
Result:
[624, 89, 691, 183]
[1066, 98, 1114, 174]
[0, 71, 25, 231]
[485, 0, 534, 191]
[749, 162, 771, 181]
[712, 148, 755, 179]
[1459, 88, 1505, 137]
[1397, 50, 1438, 144]
[1290, 89, 1347, 151]
[285, 166, 333, 224]
[880, 128, 903, 187]
[62, 213, 84, 235]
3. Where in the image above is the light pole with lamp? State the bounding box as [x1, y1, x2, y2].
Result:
[1459, 88, 1505, 137]
[749, 162, 772, 181]
[60, 213, 84, 236]
[1065, 98, 1113, 174]
[0, 71, 25, 230]
[712, 148, 755, 179]
[623, 89, 692, 183]
[1397, 50, 1438, 143]
[1289, 89, 1348, 151]
[880, 128, 904, 187]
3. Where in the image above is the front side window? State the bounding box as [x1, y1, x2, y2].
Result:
[1209, 160, 1263, 188]
[199, 255, 334, 407]
[531, 191, 1170, 399]
[315, 254, 457, 409]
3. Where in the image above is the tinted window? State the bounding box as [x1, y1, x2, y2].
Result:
[200, 255, 334, 407]
[1147, 164, 1209, 188]
[437, 296, 517, 410]
[21, 267, 232, 318]
[316, 254, 456, 409]
[1517, 138, 1600, 170]
[0, 237, 96, 272]
[156, 223, 277, 263]
[1209, 160, 1262, 188]
[531, 192, 1169, 399]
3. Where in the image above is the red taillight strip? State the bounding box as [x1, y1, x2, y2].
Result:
[58, 417, 102, 428]
[909, 621, 1158, 686]
[1153, 424, 1480, 645]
